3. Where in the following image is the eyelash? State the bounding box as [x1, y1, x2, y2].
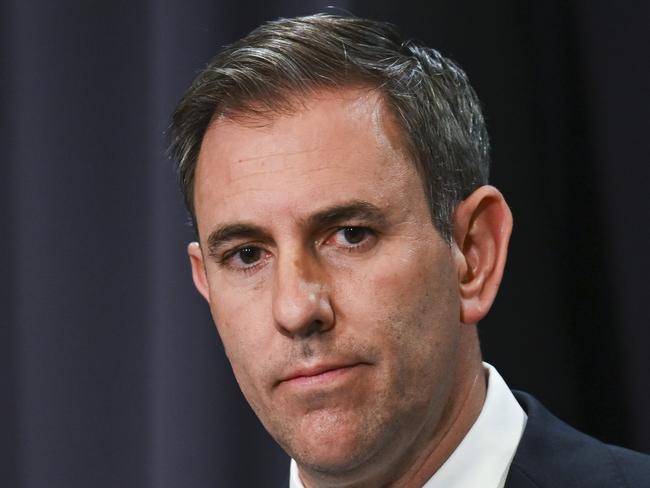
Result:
[219, 245, 269, 274]
[326, 226, 375, 251]
[218, 226, 376, 273]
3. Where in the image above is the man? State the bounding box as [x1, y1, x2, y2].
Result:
[170, 14, 649, 488]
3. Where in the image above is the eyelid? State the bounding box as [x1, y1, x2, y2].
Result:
[323, 225, 377, 250]
[217, 244, 243, 264]
[218, 242, 269, 269]
[216, 224, 378, 271]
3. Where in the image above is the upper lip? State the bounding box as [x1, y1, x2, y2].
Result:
[278, 362, 362, 384]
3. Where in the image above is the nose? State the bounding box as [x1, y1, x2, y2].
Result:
[272, 251, 334, 338]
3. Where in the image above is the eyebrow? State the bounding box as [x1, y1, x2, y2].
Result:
[206, 223, 269, 258]
[205, 200, 387, 257]
[305, 200, 387, 230]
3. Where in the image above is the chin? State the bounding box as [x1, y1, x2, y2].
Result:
[287, 409, 387, 474]
[294, 442, 369, 475]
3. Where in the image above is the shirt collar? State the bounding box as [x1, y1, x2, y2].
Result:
[422, 362, 526, 488]
[290, 362, 526, 488]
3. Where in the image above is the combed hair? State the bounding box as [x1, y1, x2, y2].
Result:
[170, 14, 490, 240]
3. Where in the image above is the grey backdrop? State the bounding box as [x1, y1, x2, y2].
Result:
[2, 0, 648, 487]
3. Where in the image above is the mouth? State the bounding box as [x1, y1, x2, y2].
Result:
[278, 362, 368, 388]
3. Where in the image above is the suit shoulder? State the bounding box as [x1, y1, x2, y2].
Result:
[506, 391, 650, 488]
[606, 444, 650, 487]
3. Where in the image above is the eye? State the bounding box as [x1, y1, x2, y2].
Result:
[327, 226, 375, 250]
[340, 227, 367, 244]
[222, 245, 268, 271]
[237, 247, 263, 264]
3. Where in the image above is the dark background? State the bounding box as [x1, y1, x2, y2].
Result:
[1, 1, 648, 487]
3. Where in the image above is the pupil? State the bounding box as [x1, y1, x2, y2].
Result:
[343, 227, 365, 244]
[239, 247, 260, 264]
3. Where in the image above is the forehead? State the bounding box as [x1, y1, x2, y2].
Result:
[193, 88, 422, 234]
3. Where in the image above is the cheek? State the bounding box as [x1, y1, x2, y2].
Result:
[208, 277, 270, 345]
[348, 247, 458, 328]
[337, 247, 460, 379]
[208, 289, 273, 394]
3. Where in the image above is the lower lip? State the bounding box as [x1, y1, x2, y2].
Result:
[284, 365, 359, 388]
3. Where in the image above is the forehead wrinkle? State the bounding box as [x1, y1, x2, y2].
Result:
[225, 158, 350, 187]
[230, 146, 330, 165]
[212, 139, 354, 189]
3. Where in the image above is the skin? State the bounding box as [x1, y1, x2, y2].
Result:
[188, 88, 512, 487]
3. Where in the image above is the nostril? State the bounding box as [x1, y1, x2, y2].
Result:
[305, 320, 325, 337]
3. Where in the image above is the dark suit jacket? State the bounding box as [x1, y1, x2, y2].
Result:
[505, 391, 650, 487]
[282, 391, 650, 487]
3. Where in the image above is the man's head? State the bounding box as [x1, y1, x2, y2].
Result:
[171, 14, 512, 487]
[171, 13, 490, 241]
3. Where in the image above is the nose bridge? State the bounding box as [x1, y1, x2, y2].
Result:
[272, 247, 333, 337]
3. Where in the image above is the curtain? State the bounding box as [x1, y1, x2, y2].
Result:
[2, 1, 647, 486]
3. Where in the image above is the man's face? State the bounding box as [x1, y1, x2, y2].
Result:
[191, 88, 464, 474]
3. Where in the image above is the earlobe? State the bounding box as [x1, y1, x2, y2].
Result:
[452, 186, 512, 325]
[188, 242, 211, 302]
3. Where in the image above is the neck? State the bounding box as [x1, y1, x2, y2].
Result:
[396, 344, 486, 487]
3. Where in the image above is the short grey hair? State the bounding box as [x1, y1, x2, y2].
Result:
[170, 13, 490, 240]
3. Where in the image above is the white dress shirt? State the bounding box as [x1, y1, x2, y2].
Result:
[290, 362, 526, 488]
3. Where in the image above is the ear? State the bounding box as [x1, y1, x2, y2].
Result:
[452, 185, 512, 325]
[188, 242, 210, 302]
